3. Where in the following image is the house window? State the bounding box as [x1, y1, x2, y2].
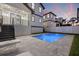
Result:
[21, 14, 29, 26]
[39, 7, 42, 12]
[51, 14, 53, 18]
[39, 19, 42, 22]
[43, 16, 45, 19]
[32, 16, 35, 22]
[47, 14, 49, 18]
[10, 13, 21, 25]
[2, 11, 10, 25]
[32, 3, 35, 9]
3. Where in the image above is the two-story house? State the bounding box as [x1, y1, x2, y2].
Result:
[0, 3, 45, 55]
[43, 12, 57, 30]
[0, 3, 31, 40]
[24, 3, 45, 33]
[0, 3, 32, 55]
[68, 17, 77, 26]
[55, 17, 68, 27]
[6, 3, 32, 37]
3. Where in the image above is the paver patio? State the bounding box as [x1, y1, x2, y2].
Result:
[15, 34, 74, 56]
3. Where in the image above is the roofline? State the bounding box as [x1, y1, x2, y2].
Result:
[23, 3, 34, 14]
[43, 12, 56, 16]
[23, 3, 45, 13]
[33, 13, 43, 17]
[40, 3, 45, 10]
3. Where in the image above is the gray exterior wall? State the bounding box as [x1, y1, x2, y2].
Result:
[27, 3, 44, 15]
[30, 14, 43, 33]
[31, 27, 43, 33]
[31, 14, 43, 27]
[14, 25, 31, 37]
[27, 3, 44, 33]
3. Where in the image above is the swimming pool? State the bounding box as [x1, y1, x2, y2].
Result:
[33, 33, 65, 43]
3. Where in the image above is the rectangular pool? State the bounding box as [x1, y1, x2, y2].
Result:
[33, 33, 65, 43]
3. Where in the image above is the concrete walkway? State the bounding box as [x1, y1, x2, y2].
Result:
[15, 34, 74, 56]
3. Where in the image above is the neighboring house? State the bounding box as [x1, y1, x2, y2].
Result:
[77, 8, 79, 20]
[61, 19, 71, 26]
[55, 17, 69, 26]
[24, 3, 45, 33]
[0, 3, 32, 38]
[54, 18, 60, 27]
[56, 17, 64, 26]
[43, 12, 57, 29]
[68, 17, 78, 26]
[56, 17, 63, 23]
[62, 19, 67, 25]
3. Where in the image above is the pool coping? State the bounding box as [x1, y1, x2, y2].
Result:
[46, 32, 79, 35]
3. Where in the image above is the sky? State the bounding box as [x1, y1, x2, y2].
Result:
[43, 3, 79, 20]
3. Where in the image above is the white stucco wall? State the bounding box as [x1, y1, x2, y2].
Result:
[48, 21, 56, 27]
[45, 26, 79, 34]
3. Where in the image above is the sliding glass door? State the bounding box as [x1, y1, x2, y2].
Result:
[10, 13, 21, 25]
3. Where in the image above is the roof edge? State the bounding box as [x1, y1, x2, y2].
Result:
[40, 3, 45, 10]
[23, 3, 34, 14]
[43, 12, 56, 16]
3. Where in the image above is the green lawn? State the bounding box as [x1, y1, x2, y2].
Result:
[69, 35, 79, 56]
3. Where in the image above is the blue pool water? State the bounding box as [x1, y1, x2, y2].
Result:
[33, 33, 65, 43]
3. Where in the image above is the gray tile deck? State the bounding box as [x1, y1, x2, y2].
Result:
[15, 34, 74, 56]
